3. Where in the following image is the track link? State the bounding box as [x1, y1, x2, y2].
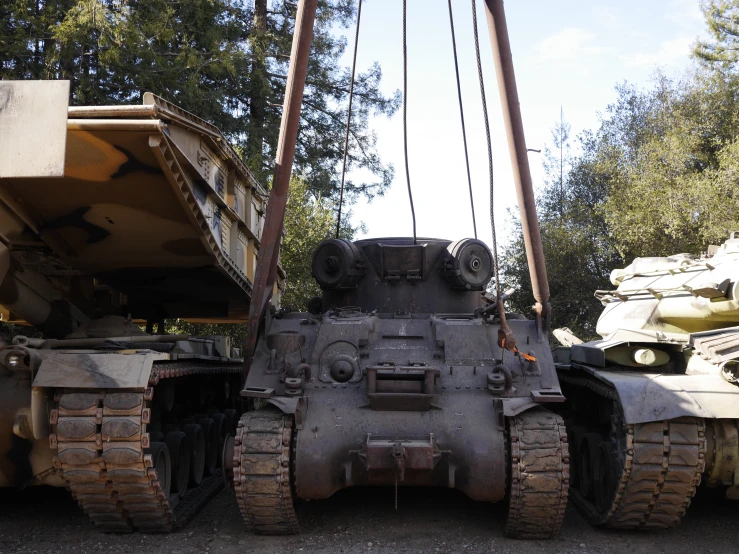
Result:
[505, 408, 569, 539]
[233, 408, 299, 535]
[49, 361, 240, 533]
[561, 373, 706, 529]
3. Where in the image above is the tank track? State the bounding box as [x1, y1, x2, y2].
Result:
[560, 373, 706, 529]
[505, 408, 569, 539]
[49, 361, 240, 533]
[233, 408, 299, 535]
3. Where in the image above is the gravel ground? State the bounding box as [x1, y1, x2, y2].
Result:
[1, 485, 737, 554]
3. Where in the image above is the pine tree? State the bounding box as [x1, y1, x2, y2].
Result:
[694, 0, 739, 67]
[0, 0, 399, 200]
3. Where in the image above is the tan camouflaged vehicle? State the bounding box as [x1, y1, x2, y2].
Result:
[0, 80, 282, 532]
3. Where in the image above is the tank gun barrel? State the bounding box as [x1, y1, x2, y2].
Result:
[483, 0, 550, 318]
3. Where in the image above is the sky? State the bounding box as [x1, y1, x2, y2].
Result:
[341, 0, 708, 244]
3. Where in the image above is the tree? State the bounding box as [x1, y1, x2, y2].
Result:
[597, 73, 739, 259]
[694, 0, 739, 67]
[501, 122, 621, 341]
[279, 176, 359, 310]
[503, 66, 739, 340]
[542, 107, 571, 213]
[0, 0, 399, 200]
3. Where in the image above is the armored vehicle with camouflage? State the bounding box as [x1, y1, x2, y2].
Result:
[555, 233, 739, 529]
[0, 80, 283, 532]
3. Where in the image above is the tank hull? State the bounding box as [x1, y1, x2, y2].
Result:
[294, 388, 506, 502]
[234, 237, 570, 539]
[556, 235, 739, 529]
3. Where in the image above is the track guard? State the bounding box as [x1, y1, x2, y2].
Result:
[566, 365, 739, 424]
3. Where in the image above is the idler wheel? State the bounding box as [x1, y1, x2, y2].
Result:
[594, 441, 616, 514]
[199, 417, 218, 476]
[579, 433, 603, 500]
[183, 423, 205, 487]
[164, 431, 191, 494]
[147, 441, 171, 498]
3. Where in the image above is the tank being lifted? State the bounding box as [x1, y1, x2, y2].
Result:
[555, 233, 739, 529]
[228, 0, 569, 540]
[0, 81, 283, 532]
[231, 237, 570, 539]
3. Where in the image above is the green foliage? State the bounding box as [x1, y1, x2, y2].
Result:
[501, 117, 621, 341]
[279, 176, 359, 311]
[503, 59, 739, 340]
[695, 0, 739, 66]
[598, 73, 739, 259]
[0, 0, 398, 199]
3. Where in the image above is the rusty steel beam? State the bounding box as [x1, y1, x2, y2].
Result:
[243, 0, 318, 381]
[483, 0, 550, 318]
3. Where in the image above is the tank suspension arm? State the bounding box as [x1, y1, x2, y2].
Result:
[483, 0, 550, 322]
[242, 0, 318, 382]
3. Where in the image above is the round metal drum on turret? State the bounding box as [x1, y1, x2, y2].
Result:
[314, 237, 493, 314]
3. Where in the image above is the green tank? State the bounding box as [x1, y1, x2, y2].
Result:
[554, 233, 739, 529]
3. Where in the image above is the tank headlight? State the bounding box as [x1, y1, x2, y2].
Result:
[6, 354, 21, 368]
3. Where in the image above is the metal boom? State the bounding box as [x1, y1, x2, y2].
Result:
[242, 0, 318, 381]
[484, 0, 551, 320]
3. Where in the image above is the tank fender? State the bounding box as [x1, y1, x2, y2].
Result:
[502, 397, 541, 417]
[32, 351, 155, 389]
[266, 396, 307, 430]
[576, 365, 739, 424]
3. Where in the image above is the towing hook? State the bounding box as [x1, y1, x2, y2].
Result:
[391, 443, 407, 482]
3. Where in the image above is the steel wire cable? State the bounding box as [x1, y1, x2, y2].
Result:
[403, 0, 417, 244]
[336, 0, 363, 239]
[471, 0, 501, 297]
[447, 0, 477, 239]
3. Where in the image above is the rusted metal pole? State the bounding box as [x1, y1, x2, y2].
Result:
[483, 0, 550, 319]
[242, 0, 318, 382]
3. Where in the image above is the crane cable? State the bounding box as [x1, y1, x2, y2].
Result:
[471, 0, 501, 299]
[335, 0, 363, 239]
[447, 0, 477, 239]
[471, 0, 516, 351]
[403, 0, 418, 244]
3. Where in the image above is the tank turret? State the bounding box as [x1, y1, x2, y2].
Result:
[556, 233, 739, 530]
[312, 237, 493, 314]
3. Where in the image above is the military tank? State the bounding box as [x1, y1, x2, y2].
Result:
[554, 233, 739, 529]
[228, 237, 569, 538]
[221, 0, 570, 539]
[0, 80, 283, 532]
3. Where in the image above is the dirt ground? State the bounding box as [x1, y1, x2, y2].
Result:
[1, 485, 737, 554]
